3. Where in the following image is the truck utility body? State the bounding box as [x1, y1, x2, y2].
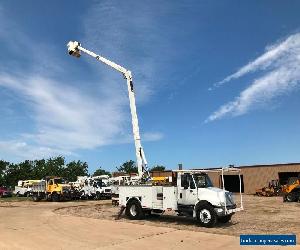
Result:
[119, 168, 243, 227]
[79, 176, 111, 200]
[14, 180, 40, 197]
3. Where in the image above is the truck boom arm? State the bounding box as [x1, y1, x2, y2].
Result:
[67, 41, 148, 179]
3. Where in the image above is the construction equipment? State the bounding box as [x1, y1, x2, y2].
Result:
[255, 179, 281, 197]
[66, 41, 244, 227]
[31, 176, 72, 202]
[282, 176, 300, 202]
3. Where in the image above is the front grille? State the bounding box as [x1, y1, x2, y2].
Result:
[105, 189, 111, 193]
[225, 192, 235, 205]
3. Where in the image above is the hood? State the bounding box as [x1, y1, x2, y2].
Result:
[198, 187, 234, 207]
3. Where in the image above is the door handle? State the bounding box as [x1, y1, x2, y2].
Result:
[190, 190, 193, 193]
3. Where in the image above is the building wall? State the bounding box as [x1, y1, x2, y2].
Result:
[207, 164, 300, 194]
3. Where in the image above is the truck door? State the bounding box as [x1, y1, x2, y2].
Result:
[47, 179, 54, 193]
[178, 173, 197, 205]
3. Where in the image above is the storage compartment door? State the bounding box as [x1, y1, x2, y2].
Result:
[163, 187, 177, 210]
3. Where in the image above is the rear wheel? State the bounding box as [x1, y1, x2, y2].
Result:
[32, 194, 41, 202]
[95, 192, 102, 200]
[125, 199, 145, 220]
[196, 204, 217, 228]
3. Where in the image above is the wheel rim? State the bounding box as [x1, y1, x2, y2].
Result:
[130, 204, 137, 216]
[199, 209, 211, 223]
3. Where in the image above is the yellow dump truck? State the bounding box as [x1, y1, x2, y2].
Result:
[31, 176, 72, 202]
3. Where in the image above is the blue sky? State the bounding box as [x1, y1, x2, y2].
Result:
[1, 1, 300, 173]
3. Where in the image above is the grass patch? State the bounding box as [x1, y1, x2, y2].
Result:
[0, 196, 31, 202]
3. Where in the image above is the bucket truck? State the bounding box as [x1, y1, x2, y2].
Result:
[67, 41, 243, 227]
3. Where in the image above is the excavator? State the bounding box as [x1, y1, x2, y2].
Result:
[282, 176, 300, 202]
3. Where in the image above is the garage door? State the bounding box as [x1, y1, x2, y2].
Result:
[219, 175, 244, 193]
[278, 172, 300, 185]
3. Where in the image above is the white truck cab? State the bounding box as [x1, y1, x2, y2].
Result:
[119, 168, 243, 227]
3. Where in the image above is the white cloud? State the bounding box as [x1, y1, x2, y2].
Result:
[207, 33, 300, 122]
[0, 140, 72, 161]
[0, 73, 126, 150]
[0, 2, 164, 161]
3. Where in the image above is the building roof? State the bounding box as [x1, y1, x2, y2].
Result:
[199, 162, 300, 170]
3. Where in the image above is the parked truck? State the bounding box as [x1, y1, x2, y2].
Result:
[31, 176, 72, 202]
[119, 168, 243, 227]
[14, 180, 40, 197]
[71, 176, 111, 200]
[67, 41, 244, 227]
[81, 176, 111, 200]
[0, 186, 12, 198]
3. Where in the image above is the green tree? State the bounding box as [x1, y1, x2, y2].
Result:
[32, 159, 47, 179]
[0, 160, 10, 186]
[44, 156, 65, 177]
[116, 160, 138, 174]
[150, 165, 166, 172]
[93, 167, 111, 177]
[63, 160, 88, 182]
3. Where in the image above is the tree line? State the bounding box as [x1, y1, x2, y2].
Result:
[0, 156, 165, 188]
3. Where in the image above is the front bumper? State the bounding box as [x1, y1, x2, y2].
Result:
[1, 192, 12, 197]
[214, 204, 238, 217]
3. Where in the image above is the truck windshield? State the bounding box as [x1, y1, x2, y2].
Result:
[193, 174, 213, 188]
[94, 180, 107, 187]
[54, 179, 66, 184]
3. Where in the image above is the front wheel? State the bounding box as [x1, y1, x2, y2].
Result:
[286, 193, 296, 202]
[51, 193, 60, 202]
[196, 204, 217, 228]
[125, 199, 145, 220]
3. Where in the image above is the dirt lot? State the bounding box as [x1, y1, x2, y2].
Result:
[55, 195, 300, 237]
[0, 195, 299, 250]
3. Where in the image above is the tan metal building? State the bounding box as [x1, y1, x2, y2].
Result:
[206, 163, 300, 194]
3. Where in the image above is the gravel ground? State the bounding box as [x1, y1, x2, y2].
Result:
[55, 195, 300, 238]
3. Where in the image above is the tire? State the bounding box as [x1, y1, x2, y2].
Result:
[51, 193, 60, 202]
[286, 193, 296, 202]
[32, 194, 40, 202]
[218, 214, 232, 223]
[95, 192, 101, 200]
[196, 203, 217, 228]
[125, 199, 145, 220]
